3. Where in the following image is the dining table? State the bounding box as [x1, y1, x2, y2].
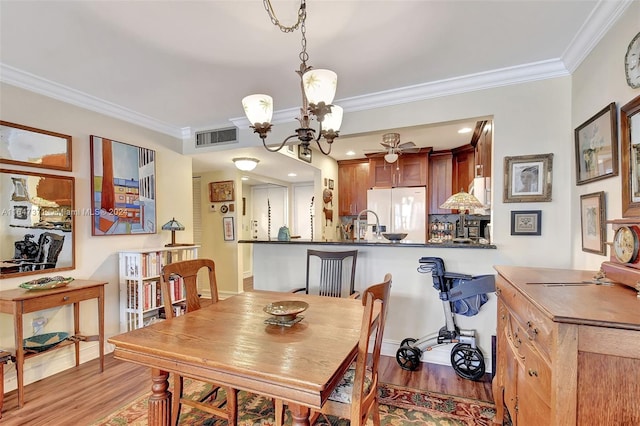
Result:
[108, 290, 369, 426]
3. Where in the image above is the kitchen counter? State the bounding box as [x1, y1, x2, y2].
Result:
[244, 239, 503, 372]
[239, 239, 497, 249]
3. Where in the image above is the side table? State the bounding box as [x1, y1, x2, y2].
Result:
[0, 280, 106, 409]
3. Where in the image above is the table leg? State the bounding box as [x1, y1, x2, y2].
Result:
[148, 368, 171, 426]
[98, 286, 104, 372]
[74, 302, 80, 367]
[13, 303, 24, 408]
[288, 403, 311, 426]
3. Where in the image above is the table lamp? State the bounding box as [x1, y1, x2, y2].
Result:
[439, 190, 484, 243]
[162, 217, 186, 247]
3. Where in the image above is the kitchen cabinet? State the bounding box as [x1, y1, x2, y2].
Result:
[428, 151, 453, 214]
[475, 122, 492, 179]
[337, 159, 370, 216]
[452, 144, 475, 193]
[369, 152, 429, 188]
[493, 265, 640, 425]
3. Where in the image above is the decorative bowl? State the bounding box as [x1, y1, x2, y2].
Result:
[19, 276, 74, 290]
[382, 233, 408, 242]
[263, 300, 309, 322]
[23, 331, 70, 353]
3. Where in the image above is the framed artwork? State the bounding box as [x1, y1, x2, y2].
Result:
[621, 94, 640, 217]
[574, 102, 618, 185]
[0, 168, 75, 279]
[298, 144, 312, 163]
[503, 154, 553, 203]
[90, 136, 157, 236]
[510, 210, 542, 236]
[580, 191, 606, 255]
[223, 216, 235, 241]
[0, 121, 72, 171]
[328, 179, 335, 190]
[209, 180, 235, 202]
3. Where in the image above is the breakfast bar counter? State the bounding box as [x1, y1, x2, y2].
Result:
[241, 239, 502, 371]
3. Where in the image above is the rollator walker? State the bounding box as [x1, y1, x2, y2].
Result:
[396, 257, 495, 380]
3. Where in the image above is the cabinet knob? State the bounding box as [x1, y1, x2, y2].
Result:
[63, 296, 70, 301]
[526, 321, 538, 340]
[528, 369, 538, 377]
[495, 288, 502, 296]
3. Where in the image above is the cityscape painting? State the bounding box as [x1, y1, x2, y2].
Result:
[90, 136, 156, 235]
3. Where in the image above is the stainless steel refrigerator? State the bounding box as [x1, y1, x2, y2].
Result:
[366, 187, 427, 243]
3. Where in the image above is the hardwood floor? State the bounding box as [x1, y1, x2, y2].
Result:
[1, 353, 493, 425]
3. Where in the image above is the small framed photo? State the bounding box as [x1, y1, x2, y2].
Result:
[298, 144, 312, 163]
[223, 216, 235, 241]
[580, 191, 606, 255]
[328, 179, 334, 190]
[510, 210, 542, 236]
[574, 102, 618, 185]
[503, 154, 553, 203]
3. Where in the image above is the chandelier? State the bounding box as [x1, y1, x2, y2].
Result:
[242, 0, 343, 155]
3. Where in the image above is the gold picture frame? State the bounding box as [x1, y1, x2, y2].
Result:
[580, 191, 606, 255]
[621, 94, 640, 217]
[209, 180, 235, 202]
[503, 153, 553, 203]
[574, 103, 618, 185]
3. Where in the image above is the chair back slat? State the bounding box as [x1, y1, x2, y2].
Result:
[160, 258, 219, 320]
[306, 249, 358, 298]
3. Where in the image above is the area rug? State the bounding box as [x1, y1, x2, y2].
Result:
[92, 380, 496, 425]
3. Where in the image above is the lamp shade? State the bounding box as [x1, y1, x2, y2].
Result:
[161, 217, 185, 231]
[242, 94, 273, 124]
[384, 152, 399, 163]
[439, 190, 483, 212]
[322, 105, 343, 132]
[233, 157, 259, 171]
[302, 69, 337, 105]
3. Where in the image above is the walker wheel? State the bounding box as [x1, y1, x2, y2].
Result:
[396, 345, 422, 371]
[450, 343, 485, 381]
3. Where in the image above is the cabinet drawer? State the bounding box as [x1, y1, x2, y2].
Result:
[21, 288, 100, 312]
[497, 277, 554, 361]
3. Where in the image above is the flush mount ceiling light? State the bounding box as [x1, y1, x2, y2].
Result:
[233, 157, 260, 171]
[242, 0, 343, 156]
[384, 153, 399, 163]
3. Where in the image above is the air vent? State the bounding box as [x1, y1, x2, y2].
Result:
[195, 127, 238, 147]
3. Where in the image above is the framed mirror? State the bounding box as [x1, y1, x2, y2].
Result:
[621, 94, 640, 217]
[0, 169, 75, 279]
[0, 121, 72, 171]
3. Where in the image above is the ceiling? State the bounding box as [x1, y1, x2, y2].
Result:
[0, 1, 627, 183]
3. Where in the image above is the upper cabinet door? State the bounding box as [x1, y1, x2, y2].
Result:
[369, 157, 394, 188]
[338, 159, 370, 216]
[370, 153, 428, 188]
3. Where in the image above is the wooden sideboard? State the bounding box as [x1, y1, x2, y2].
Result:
[492, 266, 640, 425]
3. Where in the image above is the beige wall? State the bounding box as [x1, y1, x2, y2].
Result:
[571, 1, 640, 270]
[0, 83, 193, 391]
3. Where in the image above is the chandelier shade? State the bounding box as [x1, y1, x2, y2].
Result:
[302, 69, 337, 106]
[233, 157, 260, 171]
[242, 94, 273, 126]
[322, 105, 343, 132]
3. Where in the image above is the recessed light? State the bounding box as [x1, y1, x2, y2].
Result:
[458, 127, 472, 134]
[241, 176, 249, 181]
[346, 150, 356, 156]
[288, 172, 297, 177]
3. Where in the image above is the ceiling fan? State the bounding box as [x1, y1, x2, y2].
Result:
[365, 132, 421, 163]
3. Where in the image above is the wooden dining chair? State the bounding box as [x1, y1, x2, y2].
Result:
[160, 259, 238, 426]
[292, 249, 359, 298]
[276, 273, 392, 426]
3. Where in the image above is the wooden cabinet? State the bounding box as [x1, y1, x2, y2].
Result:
[493, 266, 640, 425]
[337, 159, 370, 216]
[428, 151, 453, 214]
[369, 152, 428, 188]
[118, 246, 198, 332]
[475, 123, 492, 179]
[452, 144, 475, 193]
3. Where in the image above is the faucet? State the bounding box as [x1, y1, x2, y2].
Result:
[356, 209, 382, 241]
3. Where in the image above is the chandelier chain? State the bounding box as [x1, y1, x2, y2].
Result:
[262, 0, 306, 33]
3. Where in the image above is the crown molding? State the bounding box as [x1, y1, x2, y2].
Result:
[0, 63, 184, 138]
[562, 0, 634, 73]
[230, 58, 570, 129]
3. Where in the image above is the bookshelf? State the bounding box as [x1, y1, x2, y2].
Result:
[118, 246, 198, 332]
